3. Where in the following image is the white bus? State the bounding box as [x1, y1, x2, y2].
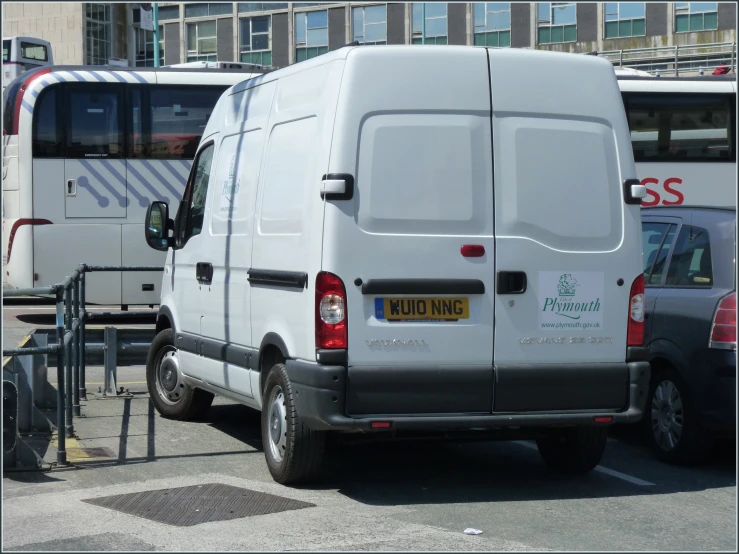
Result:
[616, 74, 736, 208]
[2, 65, 262, 306]
[3, 36, 53, 93]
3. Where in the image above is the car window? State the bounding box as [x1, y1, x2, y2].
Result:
[666, 225, 713, 287]
[183, 143, 215, 240]
[642, 222, 677, 286]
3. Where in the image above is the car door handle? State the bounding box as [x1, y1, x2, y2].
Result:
[196, 262, 213, 284]
[497, 271, 527, 294]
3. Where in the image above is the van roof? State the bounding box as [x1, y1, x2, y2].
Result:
[230, 44, 616, 96]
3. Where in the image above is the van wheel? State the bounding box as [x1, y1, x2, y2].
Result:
[261, 363, 326, 485]
[536, 426, 608, 473]
[646, 368, 714, 465]
[146, 329, 214, 420]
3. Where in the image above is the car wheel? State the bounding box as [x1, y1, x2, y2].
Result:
[146, 329, 214, 420]
[646, 368, 714, 465]
[536, 426, 608, 473]
[261, 363, 326, 485]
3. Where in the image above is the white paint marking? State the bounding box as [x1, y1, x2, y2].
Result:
[513, 440, 655, 486]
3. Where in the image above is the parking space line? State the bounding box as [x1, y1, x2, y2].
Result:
[513, 440, 655, 486]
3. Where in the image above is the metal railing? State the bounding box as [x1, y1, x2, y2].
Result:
[2, 264, 162, 467]
[596, 41, 737, 76]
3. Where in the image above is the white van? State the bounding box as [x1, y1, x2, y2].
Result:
[144, 45, 651, 484]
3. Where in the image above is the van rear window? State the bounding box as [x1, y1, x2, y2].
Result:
[356, 113, 492, 236]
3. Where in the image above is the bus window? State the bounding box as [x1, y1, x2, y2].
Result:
[20, 42, 48, 62]
[2, 40, 10, 62]
[128, 86, 146, 157]
[624, 92, 735, 163]
[32, 87, 62, 157]
[149, 86, 227, 159]
[66, 85, 123, 158]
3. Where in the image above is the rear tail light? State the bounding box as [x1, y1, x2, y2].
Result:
[710, 292, 736, 350]
[627, 274, 645, 346]
[315, 272, 347, 349]
[7, 219, 52, 263]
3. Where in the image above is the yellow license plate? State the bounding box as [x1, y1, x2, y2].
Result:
[375, 297, 469, 321]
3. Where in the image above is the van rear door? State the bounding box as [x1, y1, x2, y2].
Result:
[488, 49, 642, 371]
[322, 48, 495, 414]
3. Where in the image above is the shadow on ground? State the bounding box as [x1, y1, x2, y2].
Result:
[13, 396, 735, 509]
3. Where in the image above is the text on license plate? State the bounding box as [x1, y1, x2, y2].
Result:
[374, 297, 469, 321]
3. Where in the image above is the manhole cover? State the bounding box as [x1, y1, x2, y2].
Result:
[82, 483, 315, 526]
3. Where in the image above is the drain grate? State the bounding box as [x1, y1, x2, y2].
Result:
[82, 483, 315, 527]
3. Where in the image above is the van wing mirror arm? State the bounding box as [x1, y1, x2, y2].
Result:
[321, 173, 354, 201]
[624, 178, 646, 205]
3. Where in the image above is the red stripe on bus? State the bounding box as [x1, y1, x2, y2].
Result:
[6, 219, 52, 264]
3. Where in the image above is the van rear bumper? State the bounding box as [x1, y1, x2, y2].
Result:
[285, 357, 650, 432]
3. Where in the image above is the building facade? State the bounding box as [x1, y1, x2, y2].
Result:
[2, 2, 737, 69]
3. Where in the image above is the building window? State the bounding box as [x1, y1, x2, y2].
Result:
[675, 3, 718, 32]
[134, 5, 179, 22]
[238, 3, 288, 13]
[352, 5, 387, 45]
[184, 3, 233, 19]
[135, 26, 164, 67]
[412, 3, 448, 44]
[85, 3, 112, 65]
[537, 2, 577, 44]
[295, 10, 328, 62]
[473, 3, 511, 47]
[187, 20, 218, 62]
[158, 6, 181, 21]
[240, 16, 272, 66]
[604, 3, 646, 38]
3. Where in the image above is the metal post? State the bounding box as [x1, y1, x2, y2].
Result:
[64, 284, 74, 437]
[619, 49, 623, 67]
[674, 45, 679, 76]
[731, 41, 736, 73]
[421, 2, 425, 44]
[103, 327, 118, 397]
[72, 275, 81, 417]
[80, 270, 87, 399]
[153, 3, 160, 68]
[55, 291, 67, 466]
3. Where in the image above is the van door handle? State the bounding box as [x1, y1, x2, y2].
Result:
[497, 271, 527, 294]
[66, 179, 77, 197]
[196, 262, 213, 284]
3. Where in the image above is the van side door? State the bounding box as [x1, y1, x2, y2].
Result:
[171, 140, 216, 381]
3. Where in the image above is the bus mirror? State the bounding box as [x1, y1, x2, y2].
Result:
[145, 201, 171, 251]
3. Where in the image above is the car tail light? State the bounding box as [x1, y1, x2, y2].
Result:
[315, 272, 347, 349]
[710, 292, 736, 350]
[7, 219, 52, 263]
[12, 67, 52, 135]
[627, 274, 645, 346]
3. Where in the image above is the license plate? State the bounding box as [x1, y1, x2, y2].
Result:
[374, 297, 469, 321]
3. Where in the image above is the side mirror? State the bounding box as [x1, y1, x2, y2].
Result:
[144, 201, 173, 251]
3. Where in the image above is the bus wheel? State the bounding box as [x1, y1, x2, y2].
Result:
[146, 329, 213, 420]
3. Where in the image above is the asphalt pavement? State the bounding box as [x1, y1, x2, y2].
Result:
[2, 301, 737, 551]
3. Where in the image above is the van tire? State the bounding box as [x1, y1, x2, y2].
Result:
[146, 328, 214, 420]
[261, 363, 326, 485]
[645, 368, 714, 465]
[536, 426, 608, 473]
